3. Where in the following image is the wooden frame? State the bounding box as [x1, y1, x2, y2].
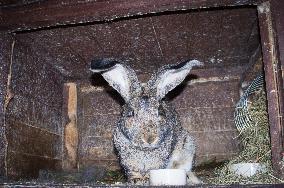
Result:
[258, 1, 284, 175]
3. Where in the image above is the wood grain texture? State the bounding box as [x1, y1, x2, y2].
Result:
[258, 1, 284, 175]
[0, 0, 262, 32]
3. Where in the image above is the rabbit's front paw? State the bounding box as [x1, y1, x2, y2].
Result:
[187, 171, 203, 185]
[128, 172, 149, 185]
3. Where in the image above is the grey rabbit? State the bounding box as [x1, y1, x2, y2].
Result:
[90, 58, 203, 185]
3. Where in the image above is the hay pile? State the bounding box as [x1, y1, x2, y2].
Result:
[207, 89, 283, 184]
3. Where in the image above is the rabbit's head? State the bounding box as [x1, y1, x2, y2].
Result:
[90, 58, 203, 149]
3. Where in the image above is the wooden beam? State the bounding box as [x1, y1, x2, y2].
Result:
[62, 83, 79, 170]
[0, 0, 262, 32]
[258, 1, 284, 175]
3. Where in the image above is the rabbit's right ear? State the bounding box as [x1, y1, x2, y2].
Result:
[147, 60, 203, 100]
[90, 58, 141, 102]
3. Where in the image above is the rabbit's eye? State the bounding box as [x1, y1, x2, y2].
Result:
[126, 108, 134, 117]
[158, 105, 166, 117]
[159, 116, 167, 125]
[125, 119, 134, 128]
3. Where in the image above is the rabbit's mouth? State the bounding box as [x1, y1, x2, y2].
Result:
[134, 144, 159, 150]
[131, 142, 160, 150]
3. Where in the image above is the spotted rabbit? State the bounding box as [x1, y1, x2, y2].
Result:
[90, 58, 203, 185]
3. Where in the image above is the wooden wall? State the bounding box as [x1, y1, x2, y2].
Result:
[2, 36, 65, 179]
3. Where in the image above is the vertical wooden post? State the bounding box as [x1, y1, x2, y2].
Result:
[62, 83, 79, 170]
[0, 34, 14, 177]
[258, 1, 284, 175]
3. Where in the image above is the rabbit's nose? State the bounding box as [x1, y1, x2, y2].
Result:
[142, 133, 158, 145]
[146, 135, 156, 144]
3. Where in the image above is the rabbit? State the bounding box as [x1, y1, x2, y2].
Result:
[90, 58, 203, 185]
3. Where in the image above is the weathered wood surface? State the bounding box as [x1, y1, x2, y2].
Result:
[0, 0, 262, 32]
[2, 36, 65, 179]
[11, 7, 259, 80]
[258, 1, 284, 175]
[0, 33, 13, 177]
[270, 0, 284, 177]
[62, 83, 79, 170]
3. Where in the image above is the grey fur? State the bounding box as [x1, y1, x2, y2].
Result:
[90, 59, 203, 185]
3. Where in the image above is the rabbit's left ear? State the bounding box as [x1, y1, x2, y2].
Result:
[90, 58, 141, 102]
[148, 60, 203, 100]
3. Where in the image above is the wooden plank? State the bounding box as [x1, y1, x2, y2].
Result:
[270, 0, 284, 70]
[258, 1, 284, 175]
[0, 0, 262, 32]
[6, 120, 62, 179]
[12, 8, 257, 80]
[62, 83, 79, 170]
[0, 33, 14, 177]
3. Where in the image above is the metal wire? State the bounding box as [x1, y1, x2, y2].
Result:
[234, 75, 264, 132]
